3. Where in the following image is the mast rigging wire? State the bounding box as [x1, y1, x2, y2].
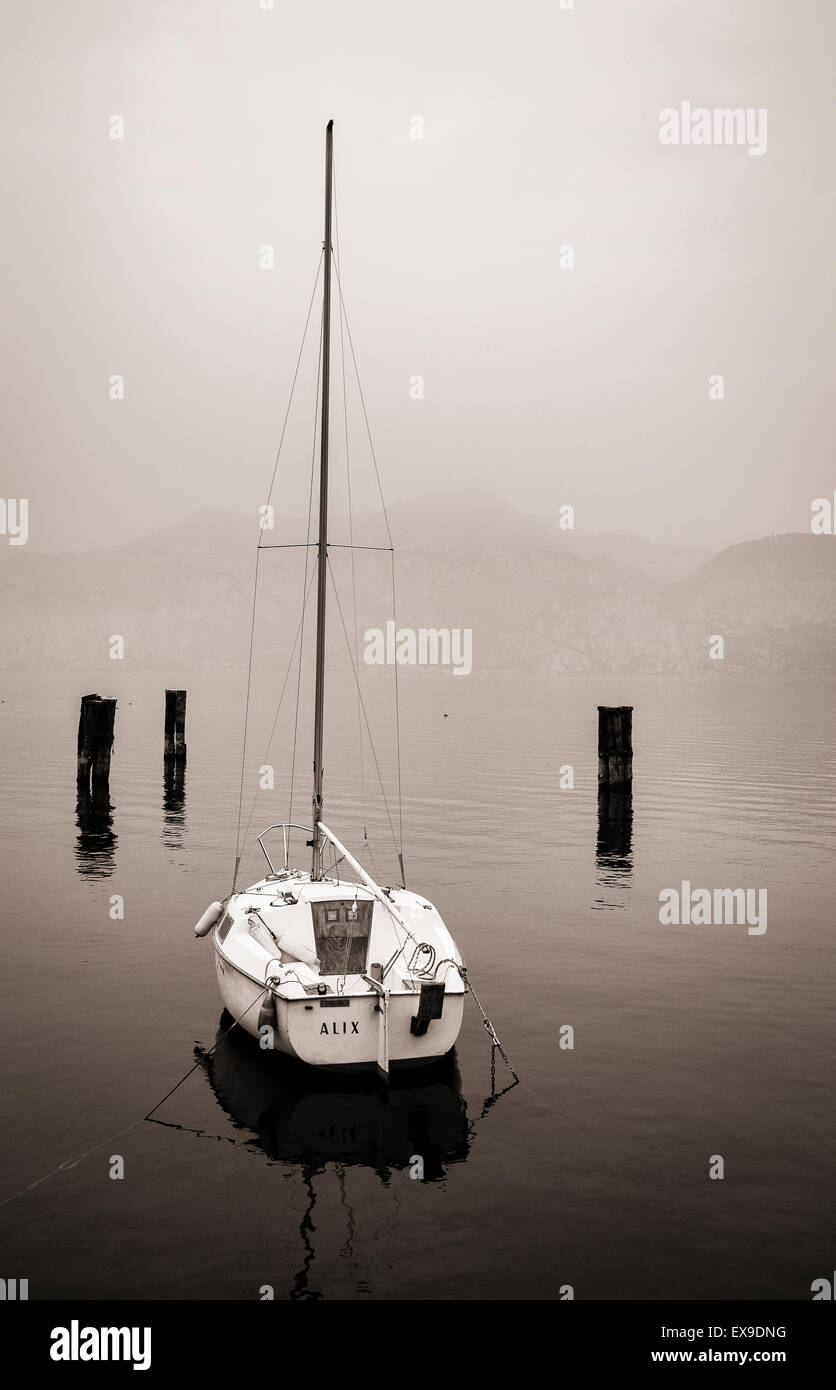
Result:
[327, 555, 402, 876]
[234, 564, 319, 887]
[288, 302, 324, 830]
[236, 195, 409, 885]
[232, 253, 324, 889]
[333, 155, 369, 865]
[330, 254, 406, 877]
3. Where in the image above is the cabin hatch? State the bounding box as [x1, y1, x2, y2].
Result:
[310, 899, 373, 974]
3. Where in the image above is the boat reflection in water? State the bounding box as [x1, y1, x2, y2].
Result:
[198, 1014, 471, 1179]
[192, 1016, 471, 1298]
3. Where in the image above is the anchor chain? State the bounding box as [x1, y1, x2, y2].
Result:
[457, 966, 519, 1084]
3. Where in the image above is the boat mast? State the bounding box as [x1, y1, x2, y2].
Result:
[311, 119, 333, 880]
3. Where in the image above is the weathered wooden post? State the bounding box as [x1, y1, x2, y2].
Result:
[164, 690, 176, 756]
[174, 690, 187, 757]
[597, 706, 633, 878]
[164, 690, 187, 759]
[77, 693, 116, 791]
[75, 693, 117, 876]
[92, 698, 116, 786]
[77, 693, 99, 787]
[597, 705, 632, 787]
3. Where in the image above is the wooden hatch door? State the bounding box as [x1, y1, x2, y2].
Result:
[310, 899, 373, 975]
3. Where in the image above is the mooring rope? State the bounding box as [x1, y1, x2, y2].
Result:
[0, 1116, 146, 1210]
[0, 987, 272, 1209]
[0, 954, 529, 1212]
[144, 986, 271, 1120]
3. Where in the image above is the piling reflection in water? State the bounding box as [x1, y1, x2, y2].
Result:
[75, 786, 117, 879]
[595, 787, 633, 901]
[162, 758, 186, 851]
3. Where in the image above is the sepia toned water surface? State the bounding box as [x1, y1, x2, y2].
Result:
[0, 671, 833, 1300]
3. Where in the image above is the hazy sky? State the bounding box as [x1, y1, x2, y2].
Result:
[2, 0, 833, 552]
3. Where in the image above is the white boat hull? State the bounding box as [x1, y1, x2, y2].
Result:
[215, 947, 464, 1070]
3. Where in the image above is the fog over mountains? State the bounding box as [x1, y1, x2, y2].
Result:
[2, 493, 834, 673]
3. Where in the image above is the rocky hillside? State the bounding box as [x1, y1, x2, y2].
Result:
[1, 496, 833, 674]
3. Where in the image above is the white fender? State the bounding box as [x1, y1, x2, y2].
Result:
[275, 933, 320, 969]
[246, 916, 319, 968]
[248, 918, 282, 972]
[247, 918, 318, 978]
[257, 990, 277, 1034]
[194, 901, 224, 938]
[248, 917, 276, 951]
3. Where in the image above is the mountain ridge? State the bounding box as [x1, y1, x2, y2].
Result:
[1, 493, 833, 673]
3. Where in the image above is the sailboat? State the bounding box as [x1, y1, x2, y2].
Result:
[193, 121, 466, 1077]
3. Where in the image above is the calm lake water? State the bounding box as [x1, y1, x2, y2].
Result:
[0, 670, 833, 1300]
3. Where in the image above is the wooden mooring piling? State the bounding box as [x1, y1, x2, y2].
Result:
[597, 705, 633, 787]
[77, 693, 117, 790]
[164, 690, 187, 759]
